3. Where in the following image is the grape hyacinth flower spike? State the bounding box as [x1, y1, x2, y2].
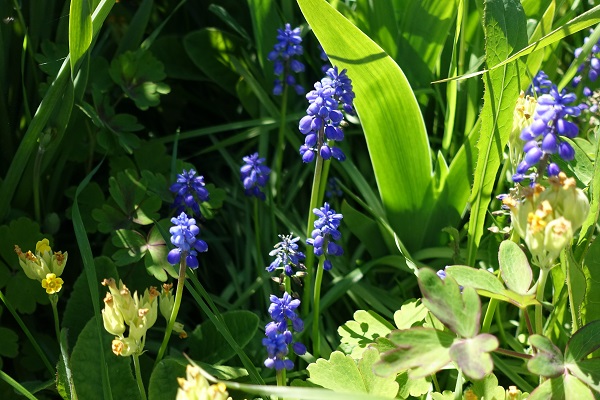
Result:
[262, 292, 306, 371]
[170, 169, 210, 217]
[513, 83, 581, 183]
[306, 202, 343, 271]
[240, 152, 271, 201]
[167, 212, 208, 269]
[267, 23, 305, 96]
[267, 233, 306, 277]
[299, 67, 355, 163]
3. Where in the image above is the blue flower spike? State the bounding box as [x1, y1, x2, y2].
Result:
[240, 153, 271, 201]
[299, 67, 355, 163]
[167, 213, 208, 269]
[267, 23, 305, 96]
[267, 233, 306, 277]
[170, 169, 210, 216]
[306, 202, 343, 271]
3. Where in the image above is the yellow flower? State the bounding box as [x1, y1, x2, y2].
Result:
[42, 273, 64, 294]
[176, 365, 231, 400]
[36, 239, 52, 254]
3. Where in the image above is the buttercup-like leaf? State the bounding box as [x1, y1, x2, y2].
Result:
[418, 268, 481, 338]
[393, 298, 428, 330]
[527, 335, 564, 378]
[338, 310, 394, 359]
[449, 334, 499, 380]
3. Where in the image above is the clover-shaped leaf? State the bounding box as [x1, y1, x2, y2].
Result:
[449, 334, 499, 380]
[498, 240, 532, 295]
[418, 268, 481, 338]
[308, 349, 398, 398]
[445, 265, 539, 308]
[393, 298, 428, 329]
[109, 50, 170, 110]
[374, 328, 455, 378]
[112, 229, 146, 266]
[338, 310, 394, 358]
[470, 373, 507, 400]
[528, 374, 594, 400]
[564, 320, 600, 393]
[528, 335, 565, 378]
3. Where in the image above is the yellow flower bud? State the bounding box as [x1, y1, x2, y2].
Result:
[543, 217, 573, 262]
[41, 273, 64, 294]
[102, 293, 126, 336]
[176, 365, 231, 400]
[159, 283, 175, 320]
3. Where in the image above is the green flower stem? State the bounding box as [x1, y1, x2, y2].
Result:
[254, 198, 269, 303]
[480, 298, 498, 334]
[453, 368, 463, 400]
[431, 374, 441, 393]
[273, 84, 289, 199]
[133, 354, 147, 400]
[302, 151, 326, 317]
[564, 250, 579, 333]
[154, 257, 187, 367]
[49, 294, 61, 344]
[0, 291, 54, 375]
[312, 256, 325, 359]
[535, 267, 550, 336]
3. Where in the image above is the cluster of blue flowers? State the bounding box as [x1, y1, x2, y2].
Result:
[513, 73, 581, 183]
[299, 67, 355, 163]
[267, 234, 305, 277]
[167, 212, 208, 269]
[240, 152, 271, 201]
[170, 169, 209, 216]
[262, 293, 306, 371]
[306, 202, 343, 271]
[267, 24, 305, 96]
[318, 44, 331, 75]
[573, 30, 600, 98]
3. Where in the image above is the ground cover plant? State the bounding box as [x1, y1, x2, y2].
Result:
[1, 0, 600, 399]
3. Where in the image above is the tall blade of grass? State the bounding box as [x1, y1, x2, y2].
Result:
[297, 0, 432, 252]
[116, 0, 153, 54]
[69, 0, 92, 76]
[466, 0, 529, 266]
[0, 0, 115, 223]
[0, 370, 37, 400]
[354, 1, 398, 59]
[141, 0, 186, 51]
[247, 0, 277, 70]
[524, 0, 555, 79]
[72, 159, 113, 400]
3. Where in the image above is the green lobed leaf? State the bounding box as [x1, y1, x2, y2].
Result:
[374, 328, 455, 378]
[308, 349, 398, 398]
[395, 371, 431, 399]
[581, 235, 600, 325]
[70, 317, 140, 400]
[449, 334, 499, 380]
[470, 373, 507, 400]
[527, 335, 564, 378]
[528, 374, 595, 400]
[338, 310, 395, 359]
[418, 268, 481, 338]
[466, 0, 528, 266]
[188, 310, 258, 365]
[148, 358, 186, 400]
[498, 240, 532, 295]
[297, 0, 432, 252]
[565, 320, 600, 363]
[566, 358, 600, 394]
[393, 298, 428, 330]
[0, 327, 18, 358]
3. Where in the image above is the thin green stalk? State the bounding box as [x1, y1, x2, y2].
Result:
[302, 148, 325, 316]
[535, 267, 550, 336]
[50, 294, 61, 344]
[481, 298, 498, 334]
[564, 250, 579, 333]
[274, 84, 289, 199]
[155, 257, 187, 367]
[254, 199, 269, 302]
[453, 368, 463, 400]
[133, 354, 147, 400]
[0, 291, 54, 375]
[431, 374, 441, 393]
[312, 257, 325, 359]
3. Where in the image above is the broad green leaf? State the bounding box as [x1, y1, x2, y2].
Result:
[5, 271, 48, 314]
[395, 371, 431, 399]
[148, 358, 186, 400]
[0, 217, 47, 272]
[527, 335, 564, 378]
[393, 298, 428, 330]
[470, 373, 507, 400]
[565, 320, 600, 362]
[466, 0, 528, 266]
[69, 0, 92, 76]
[246, 0, 278, 70]
[354, 2, 398, 59]
[70, 317, 140, 400]
[566, 359, 600, 394]
[341, 201, 389, 259]
[297, 0, 432, 252]
[499, 240, 532, 294]
[62, 256, 119, 340]
[374, 328, 455, 378]
[418, 268, 481, 338]
[0, 328, 18, 358]
[449, 334, 498, 380]
[308, 350, 398, 398]
[188, 310, 258, 364]
[338, 310, 394, 359]
[528, 374, 594, 400]
[183, 29, 244, 95]
[581, 236, 600, 325]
